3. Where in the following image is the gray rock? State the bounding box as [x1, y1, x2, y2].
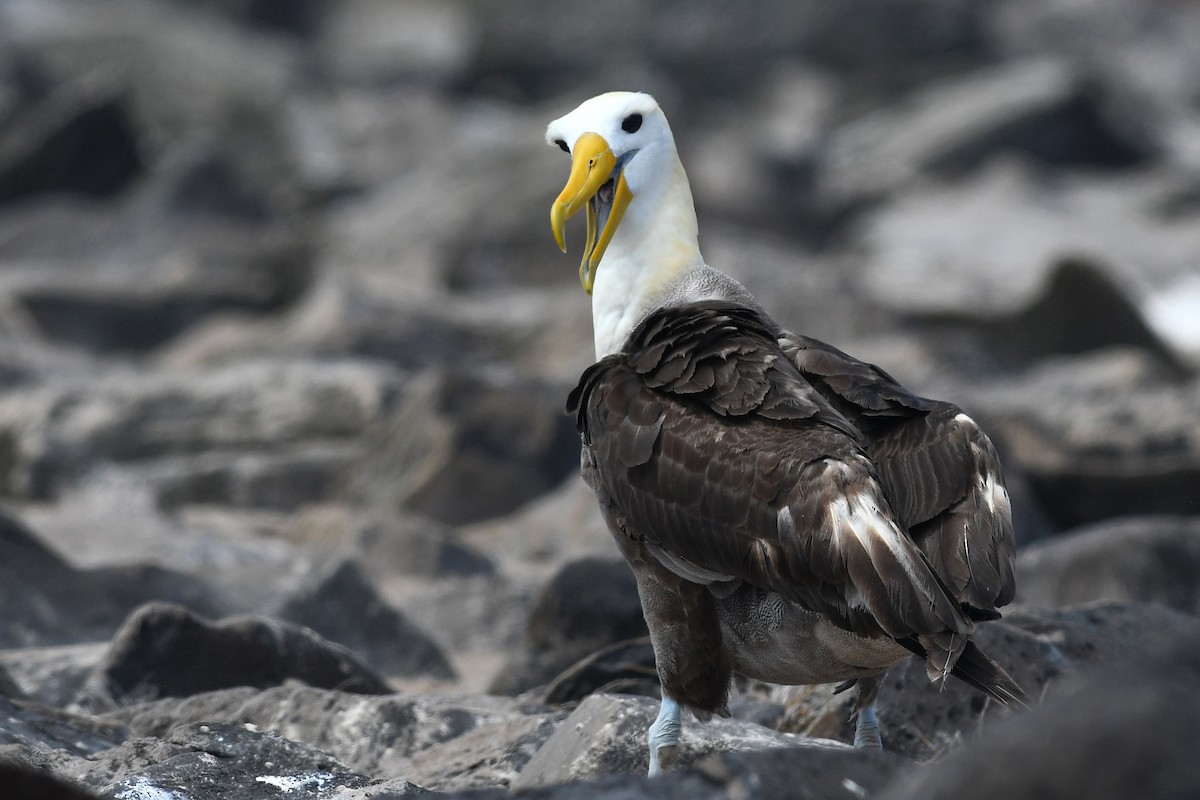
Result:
[276, 558, 457, 681]
[186, 0, 333, 38]
[0, 510, 124, 648]
[381, 570, 535, 660]
[317, 0, 476, 88]
[469, 0, 989, 101]
[878, 633, 1200, 800]
[114, 683, 548, 781]
[349, 510, 495, 580]
[318, 102, 566, 296]
[0, 208, 313, 353]
[857, 162, 1200, 319]
[77, 722, 376, 800]
[152, 444, 360, 513]
[0, 695, 127, 757]
[956, 348, 1200, 529]
[0, 662, 23, 700]
[510, 693, 847, 790]
[689, 745, 909, 800]
[1017, 516, 1200, 614]
[0, 358, 402, 499]
[0, 644, 108, 707]
[852, 620, 1057, 760]
[346, 368, 579, 525]
[471, 742, 907, 800]
[460, 475, 616, 570]
[789, 601, 1200, 759]
[402, 712, 566, 791]
[14, 467, 306, 591]
[538, 638, 659, 706]
[491, 557, 648, 696]
[1001, 601, 1200, 670]
[819, 58, 1154, 207]
[87, 561, 237, 622]
[75, 603, 392, 712]
[989, 0, 1200, 124]
[937, 257, 1187, 374]
[686, 68, 838, 239]
[0, 761, 101, 800]
[0, 74, 143, 206]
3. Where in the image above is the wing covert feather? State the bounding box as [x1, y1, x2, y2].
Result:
[568, 302, 978, 643]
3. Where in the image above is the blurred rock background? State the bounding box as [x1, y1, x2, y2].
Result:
[0, 0, 1198, 797]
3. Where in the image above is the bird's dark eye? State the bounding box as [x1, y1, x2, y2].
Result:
[555, 139, 569, 153]
[621, 113, 643, 134]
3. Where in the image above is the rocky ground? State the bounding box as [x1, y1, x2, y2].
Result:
[0, 0, 1198, 798]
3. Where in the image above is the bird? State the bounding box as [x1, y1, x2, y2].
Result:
[546, 91, 1027, 776]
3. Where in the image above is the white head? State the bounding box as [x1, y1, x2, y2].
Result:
[546, 92, 693, 294]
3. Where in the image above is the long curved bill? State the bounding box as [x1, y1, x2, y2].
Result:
[550, 132, 634, 294]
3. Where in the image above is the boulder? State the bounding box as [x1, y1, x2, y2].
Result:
[957, 348, 1200, 529]
[380, 570, 536, 664]
[0, 209, 314, 353]
[316, 0, 476, 88]
[687, 745, 909, 800]
[857, 163, 1200, 320]
[491, 557, 648, 696]
[786, 601, 1200, 759]
[113, 683, 550, 782]
[186, 0, 333, 38]
[0, 644, 108, 708]
[461, 475, 616, 570]
[0, 663, 23, 700]
[345, 367, 579, 525]
[0, 511, 124, 648]
[939, 257, 1187, 374]
[74, 603, 392, 712]
[401, 712, 566, 791]
[0, 694, 126, 757]
[0, 75, 143, 206]
[151, 444, 359, 513]
[348, 509, 495, 580]
[820, 58, 1152, 207]
[276, 558, 456, 681]
[510, 692, 849, 789]
[0, 358, 403, 499]
[468, 0, 990, 102]
[0, 761, 102, 800]
[538, 638, 659, 706]
[879, 634, 1200, 800]
[75, 722, 376, 800]
[1017, 516, 1200, 614]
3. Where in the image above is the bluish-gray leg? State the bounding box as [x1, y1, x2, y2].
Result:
[851, 675, 883, 750]
[648, 693, 682, 776]
[853, 702, 882, 749]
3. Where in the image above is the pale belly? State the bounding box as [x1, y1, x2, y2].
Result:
[715, 585, 908, 686]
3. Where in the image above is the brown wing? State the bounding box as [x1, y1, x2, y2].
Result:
[567, 302, 973, 652]
[781, 333, 1016, 609]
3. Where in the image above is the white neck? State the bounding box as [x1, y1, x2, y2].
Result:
[591, 157, 703, 357]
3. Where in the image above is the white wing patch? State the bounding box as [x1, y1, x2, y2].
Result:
[777, 506, 796, 538]
[827, 476, 930, 590]
[984, 472, 1010, 517]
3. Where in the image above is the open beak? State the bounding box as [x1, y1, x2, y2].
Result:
[550, 132, 634, 294]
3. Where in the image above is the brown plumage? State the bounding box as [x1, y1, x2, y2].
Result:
[568, 301, 1024, 712]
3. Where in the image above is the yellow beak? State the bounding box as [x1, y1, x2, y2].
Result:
[550, 132, 634, 294]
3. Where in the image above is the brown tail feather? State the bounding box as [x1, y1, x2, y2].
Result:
[950, 640, 1031, 708]
[899, 637, 1031, 709]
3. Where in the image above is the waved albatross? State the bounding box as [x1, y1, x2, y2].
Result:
[546, 91, 1027, 775]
